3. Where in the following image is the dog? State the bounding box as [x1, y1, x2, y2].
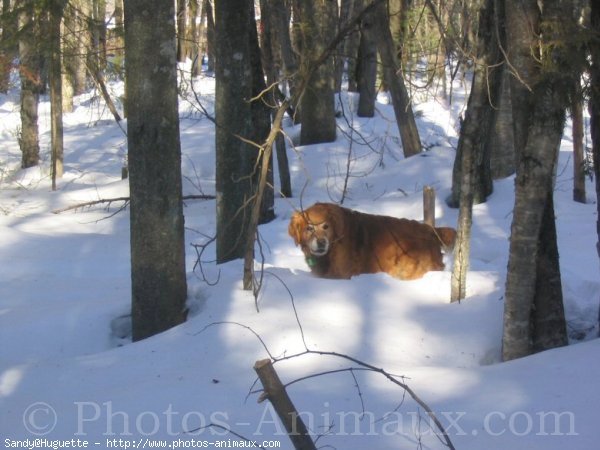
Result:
[288, 202, 456, 280]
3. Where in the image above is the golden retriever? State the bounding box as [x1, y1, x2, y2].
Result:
[288, 202, 456, 280]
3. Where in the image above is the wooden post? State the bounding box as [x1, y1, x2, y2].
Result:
[253, 359, 316, 450]
[423, 185, 435, 227]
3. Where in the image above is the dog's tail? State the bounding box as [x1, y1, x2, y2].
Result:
[435, 227, 457, 253]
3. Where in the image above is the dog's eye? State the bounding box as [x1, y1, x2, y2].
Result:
[306, 225, 315, 232]
[322, 223, 329, 230]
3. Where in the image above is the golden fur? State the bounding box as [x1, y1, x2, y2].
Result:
[289, 202, 456, 280]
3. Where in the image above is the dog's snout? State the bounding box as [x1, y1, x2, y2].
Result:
[309, 236, 330, 256]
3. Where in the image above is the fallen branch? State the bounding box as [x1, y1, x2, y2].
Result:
[254, 359, 317, 450]
[52, 194, 215, 214]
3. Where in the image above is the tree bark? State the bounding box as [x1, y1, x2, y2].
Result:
[338, 0, 360, 92]
[373, 0, 421, 157]
[18, 2, 41, 169]
[203, 0, 215, 72]
[490, 67, 516, 179]
[450, 0, 502, 301]
[49, 0, 66, 190]
[448, 0, 501, 207]
[190, 0, 202, 76]
[1, 0, 17, 93]
[91, 0, 107, 72]
[502, 0, 572, 361]
[356, 3, 377, 117]
[295, 0, 337, 145]
[260, 0, 292, 198]
[247, 0, 275, 224]
[270, 0, 297, 100]
[571, 82, 586, 203]
[124, 0, 188, 341]
[176, 0, 188, 62]
[215, 0, 264, 263]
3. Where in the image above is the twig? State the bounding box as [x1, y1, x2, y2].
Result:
[52, 194, 215, 214]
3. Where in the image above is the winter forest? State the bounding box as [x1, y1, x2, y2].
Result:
[1, 0, 600, 449]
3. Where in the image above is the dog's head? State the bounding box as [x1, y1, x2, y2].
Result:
[288, 204, 341, 257]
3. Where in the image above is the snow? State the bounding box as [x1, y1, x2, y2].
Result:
[1, 68, 599, 450]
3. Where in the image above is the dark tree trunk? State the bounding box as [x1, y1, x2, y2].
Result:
[532, 193, 567, 353]
[296, 0, 337, 145]
[506, 0, 540, 163]
[356, 5, 377, 117]
[449, 0, 501, 207]
[450, 0, 500, 301]
[339, 0, 360, 92]
[91, 0, 107, 71]
[124, 0, 188, 341]
[203, 0, 215, 72]
[373, 0, 421, 157]
[259, 0, 292, 198]
[490, 67, 515, 179]
[571, 83, 586, 203]
[270, 0, 297, 100]
[502, 0, 573, 361]
[247, 0, 275, 224]
[215, 0, 268, 262]
[18, 3, 41, 169]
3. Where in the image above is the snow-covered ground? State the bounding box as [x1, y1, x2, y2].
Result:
[1, 70, 599, 450]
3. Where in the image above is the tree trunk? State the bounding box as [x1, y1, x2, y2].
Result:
[260, 0, 292, 198]
[374, 0, 421, 157]
[61, 10, 75, 113]
[18, 3, 41, 169]
[502, 0, 573, 361]
[270, 0, 297, 100]
[49, 0, 65, 191]
[339, 0, 360, 92]
[388, 0, 410, 70]
[450, 0, 500, 300]
[247, 0, 275, 225]
[215, 0, 261, 263]
[190, 0, 202, 76]
[571, 82, 586, 203]
[91, 0, 107, 72]
[72, 0, 90, 95]
[113, 0, 125, 77]
[532, 193, 567, 352]
[449, 0, 500, 207]
[177, 0, 188, 62]
[203, 0, 215, 73]
[490, 67, 515, 179]
[505, 0, 540, 163]
[124, 0, 188, 341]
[1, 0, 17, 93]
[356, 4, 377, 117]
[503, 89, 568, 359]
[296, 0, 337, 145]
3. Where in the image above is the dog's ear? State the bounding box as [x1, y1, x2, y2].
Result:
[288, 211, 304, 245]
